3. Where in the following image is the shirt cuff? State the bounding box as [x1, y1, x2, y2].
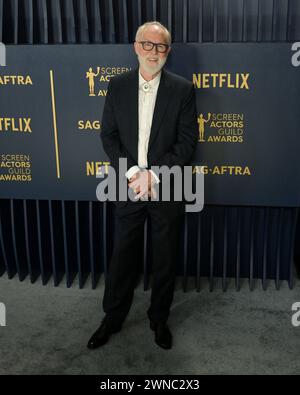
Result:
[125, 165, 141, 180]
[149, 169, 160, 184]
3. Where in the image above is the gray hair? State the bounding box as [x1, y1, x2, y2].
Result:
[135, 21, 172, 46]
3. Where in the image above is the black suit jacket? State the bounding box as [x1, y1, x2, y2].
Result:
[100, 66, 198, 207]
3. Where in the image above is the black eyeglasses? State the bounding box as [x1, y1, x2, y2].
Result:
[137, 41, 170, 53]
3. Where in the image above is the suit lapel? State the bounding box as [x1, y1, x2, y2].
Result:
[125, 67, 139, 163]
[148, 68, 173, 151]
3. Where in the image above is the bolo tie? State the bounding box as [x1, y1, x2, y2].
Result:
[142, 82, 151, 93]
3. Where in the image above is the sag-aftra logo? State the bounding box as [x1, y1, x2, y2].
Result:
[0, 302, 6, 326]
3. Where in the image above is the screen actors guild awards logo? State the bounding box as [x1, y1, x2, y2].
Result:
[86, 66, 131, 96]
[197, 112, 244, 143]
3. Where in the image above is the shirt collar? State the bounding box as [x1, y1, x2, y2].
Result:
[138, 68, 161, 91]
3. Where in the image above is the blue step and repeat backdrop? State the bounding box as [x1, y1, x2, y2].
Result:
[0, 43, 299, 207]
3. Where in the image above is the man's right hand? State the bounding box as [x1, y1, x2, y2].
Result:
[128, 171, 157, 200]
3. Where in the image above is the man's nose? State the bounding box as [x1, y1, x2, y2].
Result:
[151, 45, 158, 54]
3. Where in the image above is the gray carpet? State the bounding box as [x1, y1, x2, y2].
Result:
[0, 273, 299, 375]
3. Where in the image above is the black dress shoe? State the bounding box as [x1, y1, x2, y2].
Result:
[150, 321, 172, 350]
[87, 318, 122, 349]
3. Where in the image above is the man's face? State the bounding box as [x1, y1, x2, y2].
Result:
[134, 26, 171, 75]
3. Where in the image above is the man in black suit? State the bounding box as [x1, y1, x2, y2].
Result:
[88, 21, 198, 350]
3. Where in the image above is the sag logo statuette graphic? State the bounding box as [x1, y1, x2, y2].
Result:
[86, 67, 100, 96]
[197, 113, 211, 142]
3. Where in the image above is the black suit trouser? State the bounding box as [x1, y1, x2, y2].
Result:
[102, 200, 184, 328]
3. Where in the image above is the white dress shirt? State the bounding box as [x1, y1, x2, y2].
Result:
[125, 69, 161, 184]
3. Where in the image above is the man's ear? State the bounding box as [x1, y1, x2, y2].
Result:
[133, 41, 139, 55]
